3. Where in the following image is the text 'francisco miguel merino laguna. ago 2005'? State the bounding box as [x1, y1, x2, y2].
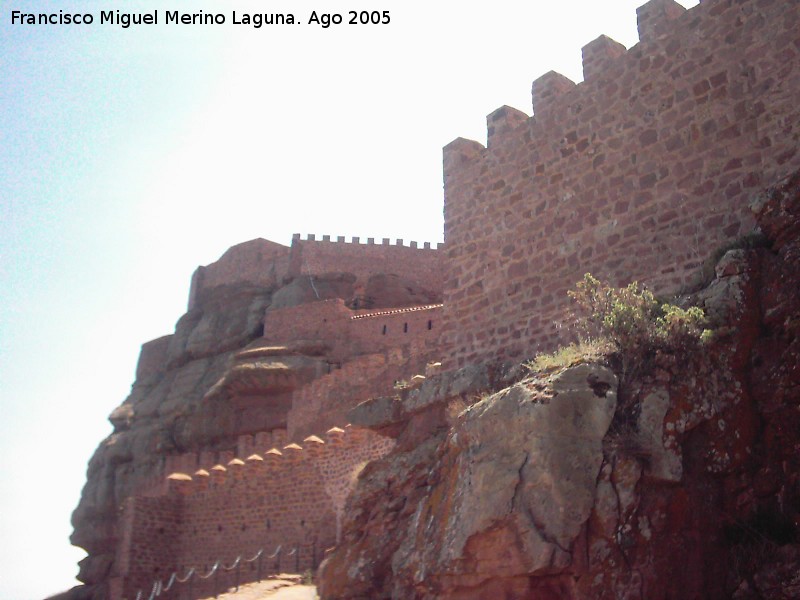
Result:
[9, 9, 392, 28]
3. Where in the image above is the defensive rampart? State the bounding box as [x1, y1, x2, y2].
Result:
[113, 426, 393, 599]
[441, 0, 800, 368]
[288, 234, 443, 293]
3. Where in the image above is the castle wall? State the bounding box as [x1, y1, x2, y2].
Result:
[288, 234, 443, 293]
[116, 495, 181, 600]
[263, 300, 352, 353]
[442, 0, 800, 369]
[176, 458, 337, 573]
[120, 427, 394, 599]
[348, 303, 442, 351]
[263, 299, 442, 363]
[261, 301, 443, 437]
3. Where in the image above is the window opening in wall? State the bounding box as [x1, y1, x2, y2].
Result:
[382, 325, 387, 335]
[427, 320, 433, 330]
[403, 322, 408, 333]
[218, 525, 223, 532]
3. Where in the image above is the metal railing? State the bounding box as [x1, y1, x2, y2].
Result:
[133, 542, 318, 600]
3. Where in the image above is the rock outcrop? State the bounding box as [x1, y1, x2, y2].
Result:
[318, 171, 800, 599]
[68, 241, 443, 599]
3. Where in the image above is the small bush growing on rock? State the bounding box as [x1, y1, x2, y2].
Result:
[567, 274, 710, 381]
[569, 274, 708, 354]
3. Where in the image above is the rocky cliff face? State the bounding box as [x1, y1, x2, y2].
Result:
[318, 171, 800, 599]
[68, 262, 441, 599]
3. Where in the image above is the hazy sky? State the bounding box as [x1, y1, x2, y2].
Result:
[0, 1, 698, 597]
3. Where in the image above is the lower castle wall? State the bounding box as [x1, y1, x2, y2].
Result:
[120, 428, 394, 600]
[177, 458, 338, 571]
[441, 0, 800, 369]
[118, 496, 181, 599]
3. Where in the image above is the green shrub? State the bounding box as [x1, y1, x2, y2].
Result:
[568, 274, 710, 378]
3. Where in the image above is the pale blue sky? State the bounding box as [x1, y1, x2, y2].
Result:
[0, 1, 698, 597]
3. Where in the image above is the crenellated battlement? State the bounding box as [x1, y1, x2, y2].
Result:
[636, 0, 686, 41]
[161, 424, 392, 497]
[441, 0, 800, 369]
[291, 232, 443, 250]
[288, 232, 443, 294]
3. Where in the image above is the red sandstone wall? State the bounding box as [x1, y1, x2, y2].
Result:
[177, 458, 337, 573]
[442, 0, 800, 369]
[288, 235, 443, 293]
[263, 302, 443, 437]
[263, 300, 352, 354]
[116, 496, 181, 599]
[263, 299, 442, 363]
[285, 352, 423, 439]
[188, 238, 291, 310]
[121, 427, 394, 598]
[348, 303, 442, 351]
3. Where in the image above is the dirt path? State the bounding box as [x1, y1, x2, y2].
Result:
[202, 575, 318, 600]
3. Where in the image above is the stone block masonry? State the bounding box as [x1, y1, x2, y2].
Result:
[262, 299, 442, 363]
[115, 425, 394, 599]
[288, 234, 443, 293]
[441, 0, 800, 369]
